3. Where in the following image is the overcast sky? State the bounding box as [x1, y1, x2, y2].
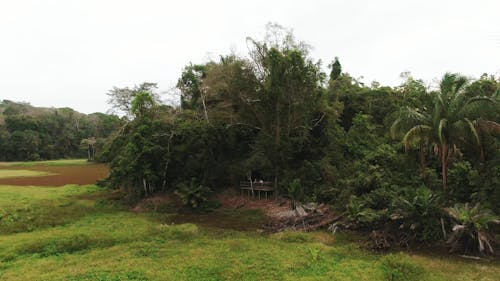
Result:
[1, 0, 499, 114]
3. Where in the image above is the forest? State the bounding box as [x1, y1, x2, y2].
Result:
[98, 26, 500, 256]
[0, 100, 123, 161]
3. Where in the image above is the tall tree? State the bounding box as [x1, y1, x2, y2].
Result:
[391, 73, 499, 190]
[107, 82, 159, 118]
[329, 57, 342, 81]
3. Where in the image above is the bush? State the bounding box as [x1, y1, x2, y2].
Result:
[444, 203, 499, 255]
[175, 178, 212, 209]
[380, 253, 425, 281]
[347, 186, 442, 247]
[448, 161, 479, 203]
[391, 186, 442, 242]
[288, 178, 302, 210]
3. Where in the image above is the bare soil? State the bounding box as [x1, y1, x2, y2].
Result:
[215, 188, 296, 221]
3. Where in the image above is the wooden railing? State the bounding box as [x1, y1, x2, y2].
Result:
[240, 181, 276, 199]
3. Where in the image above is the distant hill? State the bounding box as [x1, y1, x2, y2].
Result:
[0, 100, 96, 125]
[0, 100, 123, 161]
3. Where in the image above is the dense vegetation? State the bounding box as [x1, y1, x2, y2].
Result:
[101, 25, 500, 255]
[0, 100, 123, 161]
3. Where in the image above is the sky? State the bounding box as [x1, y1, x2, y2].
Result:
[0, 0, 499, 114]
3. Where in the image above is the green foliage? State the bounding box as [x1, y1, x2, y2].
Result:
[175, 178, 212, 209]
[0, 100, 122, 161]
[448, 161, 479, 203]
[475, 159, 500, 213]
[347, 186, 442, 244]
[329, 57, 342, 81]
[391, 187, 442, 242]
[287, 178, 302, 209]
[390, 73, 499, 190]
[444, 203, 500, 255]
[380, 253, 425, 281]
[307, 247, 321, 263]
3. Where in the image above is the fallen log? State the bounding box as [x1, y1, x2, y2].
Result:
[265, 209, 344, 232]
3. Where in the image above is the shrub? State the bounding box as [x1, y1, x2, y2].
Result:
[380, 253, 425, 281]
[391, 186, 442, 242]
[174, 178, 212, 209]
[346, 195, 388, 226]
[288, 179, 302, 210]
[444, 203, 500, 255]
[347, 186, 442, 247]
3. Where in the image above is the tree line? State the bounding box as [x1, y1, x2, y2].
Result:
[0, 100, 123, 161]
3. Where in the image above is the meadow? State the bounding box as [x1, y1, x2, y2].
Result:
[0, 160, 498, 281]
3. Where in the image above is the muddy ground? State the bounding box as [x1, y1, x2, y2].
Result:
[0, 164, 109, 186]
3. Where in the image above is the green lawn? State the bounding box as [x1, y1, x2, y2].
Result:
[0, 170, 52, 179]
[0, 159, 89, 167]
[0, 181, 499, 280]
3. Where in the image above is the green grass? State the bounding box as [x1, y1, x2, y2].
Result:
[0, 168, 499, 280]
[0, 159, 89, 167]
[0, 170, 53, 179]
[0, 185, 107, 234]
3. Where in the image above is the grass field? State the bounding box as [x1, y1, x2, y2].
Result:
[0, 159, 89, 167]
[0, 160, 499, 280]
[0, 170, 52, 179]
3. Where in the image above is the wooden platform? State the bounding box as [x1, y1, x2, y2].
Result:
[240, 181, 276, 200]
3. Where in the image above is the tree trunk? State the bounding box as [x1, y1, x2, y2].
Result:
[420, 143, 426, 179]
[200, 92, 209, 123]
[162, 160, 169, 191]
[480, 145, 485, 162]
[274, 94, 280, 195]
[87, 144, 91, 161]
[143, 178, 148, 197]
[249, 175, 254, 198]
[441, 143, 448, 191]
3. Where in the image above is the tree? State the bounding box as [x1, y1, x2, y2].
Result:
[81, 137, 97, 161]
[329, 57, 342, 81]
[391, 73, 499, 190]
[107, 82, 160, 117]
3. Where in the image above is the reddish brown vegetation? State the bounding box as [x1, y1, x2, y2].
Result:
[0, 164, 109, 186]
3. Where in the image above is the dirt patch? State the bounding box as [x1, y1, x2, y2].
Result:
[133, 193, 180, 213]
[0, 164, 109, 186]
[215, 188, 295, 221]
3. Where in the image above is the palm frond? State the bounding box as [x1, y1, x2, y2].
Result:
[477, 119, 500, 136]
[464, 118, 480, 144]
[437, 118, 447, 144]
[402, 125, 432, 151]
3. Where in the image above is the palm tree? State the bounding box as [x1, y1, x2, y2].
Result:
[391, 73, 499, 190]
